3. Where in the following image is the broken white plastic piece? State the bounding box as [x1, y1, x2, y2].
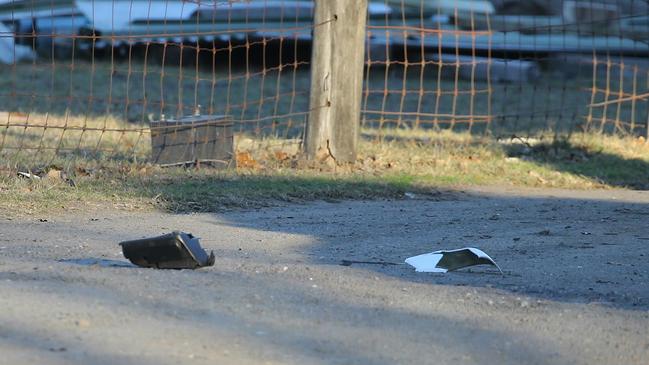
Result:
[17, 172, 41, 180]
[405, 247, 503, 274]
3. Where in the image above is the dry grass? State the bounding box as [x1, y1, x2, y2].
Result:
[0, 112, 149, 167]
[2, 113, 648, 216]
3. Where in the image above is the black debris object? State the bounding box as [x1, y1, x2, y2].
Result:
[120, 231, 215, 269]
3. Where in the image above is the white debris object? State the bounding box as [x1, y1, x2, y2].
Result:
[405, 247, 503, 274]
[17, 172, 41, 180]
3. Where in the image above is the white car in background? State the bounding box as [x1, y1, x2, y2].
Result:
[0, 0, 394, 57]
[0, 0, 646, 64]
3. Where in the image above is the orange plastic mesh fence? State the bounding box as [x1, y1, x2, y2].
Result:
[0, 0, 321, 166]
[362, 0, 649, 140]
[0, 0, 647, 167]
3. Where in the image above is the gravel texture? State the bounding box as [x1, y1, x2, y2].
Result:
[1, 186, 648, 365]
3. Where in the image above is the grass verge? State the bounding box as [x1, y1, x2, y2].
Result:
[1, 126, 648, 216]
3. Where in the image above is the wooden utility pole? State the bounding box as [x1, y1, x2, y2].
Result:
[304, 0, 368, 163]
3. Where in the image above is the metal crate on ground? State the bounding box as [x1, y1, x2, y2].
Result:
[150, 114, 234, 168]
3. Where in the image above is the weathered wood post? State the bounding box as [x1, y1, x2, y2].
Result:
[304, 0, 368, 163]
[646, 108, 649, 141]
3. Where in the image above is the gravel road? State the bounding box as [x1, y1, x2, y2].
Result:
[1, 186, 648, 365]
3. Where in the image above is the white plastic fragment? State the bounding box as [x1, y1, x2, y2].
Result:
[17, 172, 41, 180]
[405, 252, 447, 273]
[405, 247, 503, 274]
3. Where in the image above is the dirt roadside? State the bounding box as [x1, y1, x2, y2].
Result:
[0, 186, 648, 365]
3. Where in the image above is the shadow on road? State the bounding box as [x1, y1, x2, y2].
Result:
[209, 189, 649, 311]
[2, 188, 648, 364]
[503, 138, 649, 189]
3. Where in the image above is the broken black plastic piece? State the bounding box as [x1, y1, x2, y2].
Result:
[119, 232, 215, 269]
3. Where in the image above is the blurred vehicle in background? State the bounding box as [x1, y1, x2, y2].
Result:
[0, 0, 646, 66]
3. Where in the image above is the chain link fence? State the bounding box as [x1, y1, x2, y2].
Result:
[0, 0, 647, 168]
